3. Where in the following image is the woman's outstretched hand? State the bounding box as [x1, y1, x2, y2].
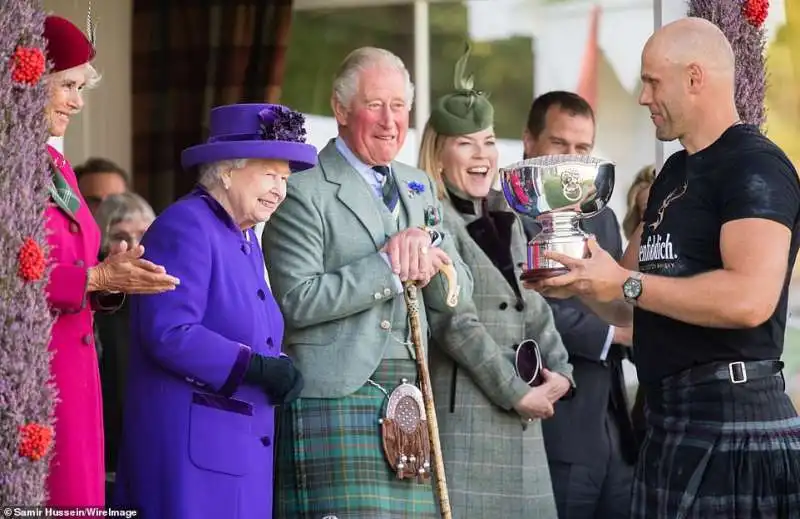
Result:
[89, 242, 180, 294]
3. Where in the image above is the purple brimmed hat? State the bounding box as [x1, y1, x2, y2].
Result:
[181, 103, 318, 172]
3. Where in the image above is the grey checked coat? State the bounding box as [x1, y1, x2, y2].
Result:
[430, 190, 573, 519]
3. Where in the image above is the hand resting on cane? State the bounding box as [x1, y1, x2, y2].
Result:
[382, 227, 451, 287]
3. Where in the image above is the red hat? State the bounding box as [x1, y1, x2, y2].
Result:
[43, 15, 95, 73]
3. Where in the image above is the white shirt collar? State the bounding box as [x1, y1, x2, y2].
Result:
[334, 137, 391, 176]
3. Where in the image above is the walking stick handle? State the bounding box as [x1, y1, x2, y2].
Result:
[438, 263, 460, 308]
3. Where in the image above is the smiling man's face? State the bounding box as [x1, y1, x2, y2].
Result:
[523, 105, 595, 158]
[334, 66, 410, 166]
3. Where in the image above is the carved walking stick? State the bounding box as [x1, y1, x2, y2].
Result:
[404, 264, 458, 519]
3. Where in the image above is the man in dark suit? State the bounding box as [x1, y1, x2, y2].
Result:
[520, 91, 637, 519]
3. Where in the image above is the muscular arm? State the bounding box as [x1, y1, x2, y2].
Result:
[627, 154, 799, 328]
[262, 182, 402, 329]
[636, 218, 791, 327]
[547, 211, 625, 360]
[579, 223, 642, 327]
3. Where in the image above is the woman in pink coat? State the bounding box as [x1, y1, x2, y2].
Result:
[41, 16, 179, 507]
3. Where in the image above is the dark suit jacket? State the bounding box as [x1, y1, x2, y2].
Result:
[521, 209, 639, 466]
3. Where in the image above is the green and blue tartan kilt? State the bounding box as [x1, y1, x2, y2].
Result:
[632, 373, 800, 519]
[274, 359, 439, 519]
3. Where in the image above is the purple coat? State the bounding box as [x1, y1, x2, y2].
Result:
[113, 187, 282, 519]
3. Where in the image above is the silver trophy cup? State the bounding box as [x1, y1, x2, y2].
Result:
[500, 154, 615, 281]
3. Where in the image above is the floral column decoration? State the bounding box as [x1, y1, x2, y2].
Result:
[0, 0, 58, 506]
[687, 0, 770, 128]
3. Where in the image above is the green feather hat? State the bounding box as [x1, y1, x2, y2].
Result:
[429, 44, 494, 136]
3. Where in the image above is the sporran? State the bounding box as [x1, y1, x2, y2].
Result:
[379, 379, 432, 481]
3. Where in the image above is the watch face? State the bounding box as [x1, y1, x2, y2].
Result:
[623, 278, 641, 299]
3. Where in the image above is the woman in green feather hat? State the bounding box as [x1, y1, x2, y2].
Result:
[418, 46, 573, 518]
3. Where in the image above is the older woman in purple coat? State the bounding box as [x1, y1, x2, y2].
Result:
[113, 103, 317, 519]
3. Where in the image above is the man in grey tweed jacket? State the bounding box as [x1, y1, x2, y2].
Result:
[264, 47, 548, 519]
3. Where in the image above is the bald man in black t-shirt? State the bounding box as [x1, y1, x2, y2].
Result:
[525, 17, 800, 519]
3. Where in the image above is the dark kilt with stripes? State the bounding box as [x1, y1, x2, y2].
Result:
[274, 359, 439, 519]
[632, 370, 800, 519]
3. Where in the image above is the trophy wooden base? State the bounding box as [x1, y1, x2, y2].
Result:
[519, 267, 570, 282]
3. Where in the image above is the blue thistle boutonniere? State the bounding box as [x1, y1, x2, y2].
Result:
[407, 181, 425, 197]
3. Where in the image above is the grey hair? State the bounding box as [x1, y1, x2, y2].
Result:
[48, 62, 102, 90]
[332, 47, 415, 110]
[95, 192, 156, 253]
[197, 159, 248, 188]
[80, 62, 102, 89]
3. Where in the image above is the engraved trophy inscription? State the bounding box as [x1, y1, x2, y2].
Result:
[500, 154, 615, 281]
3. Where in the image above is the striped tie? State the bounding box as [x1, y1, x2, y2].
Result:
[372, 165, 399, 212]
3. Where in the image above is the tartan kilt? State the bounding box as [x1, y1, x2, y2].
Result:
[632, 372, 800, 519]
[274, 359, 439, 519]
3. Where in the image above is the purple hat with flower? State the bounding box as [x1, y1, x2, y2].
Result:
[181, 103, 318, 172]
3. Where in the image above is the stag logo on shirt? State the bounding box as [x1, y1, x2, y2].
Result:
[639, 233, 677, 263]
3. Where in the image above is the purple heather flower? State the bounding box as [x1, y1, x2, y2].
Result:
[258, 105, 308, 144]
[687, 0, 767, 128]
[0, 0, 58, 506]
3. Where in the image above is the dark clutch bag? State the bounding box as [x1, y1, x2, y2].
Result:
[514, 339, 545, 387]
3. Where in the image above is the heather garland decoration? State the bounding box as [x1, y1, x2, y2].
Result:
[687, 0, 770, 127]
[0, 0, 57, 505]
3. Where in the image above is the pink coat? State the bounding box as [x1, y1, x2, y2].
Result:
[44, 145, 119, 506]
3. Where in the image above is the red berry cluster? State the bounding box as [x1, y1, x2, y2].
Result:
[18, 237, 45, 281]
[743, 0, 769, 28]
[11, 47, 46, 86]
[18, 423, 54, 461]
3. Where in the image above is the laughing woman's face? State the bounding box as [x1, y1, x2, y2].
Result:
[439, 127, 498, 199]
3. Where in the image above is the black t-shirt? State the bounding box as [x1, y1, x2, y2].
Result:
[634, 124, 800, 385]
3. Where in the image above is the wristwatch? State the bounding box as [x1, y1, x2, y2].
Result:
[622, 272, 644, 305]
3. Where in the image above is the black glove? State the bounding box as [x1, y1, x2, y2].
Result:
[282, 368, 304, 404]
[244, 354, 304, 404]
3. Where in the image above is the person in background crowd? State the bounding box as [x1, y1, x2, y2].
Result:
[621, 164, 656, 447]
[622, 165, 656, 240]
[521, 91, 638, 519]
[93, 192, 156, 502]
[74, 156, 130, 215]
[113, 103, 312, 519]
[417, 47, 573, 518]
[40, 15, 179, 507]
[529, 18, 800, 518]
